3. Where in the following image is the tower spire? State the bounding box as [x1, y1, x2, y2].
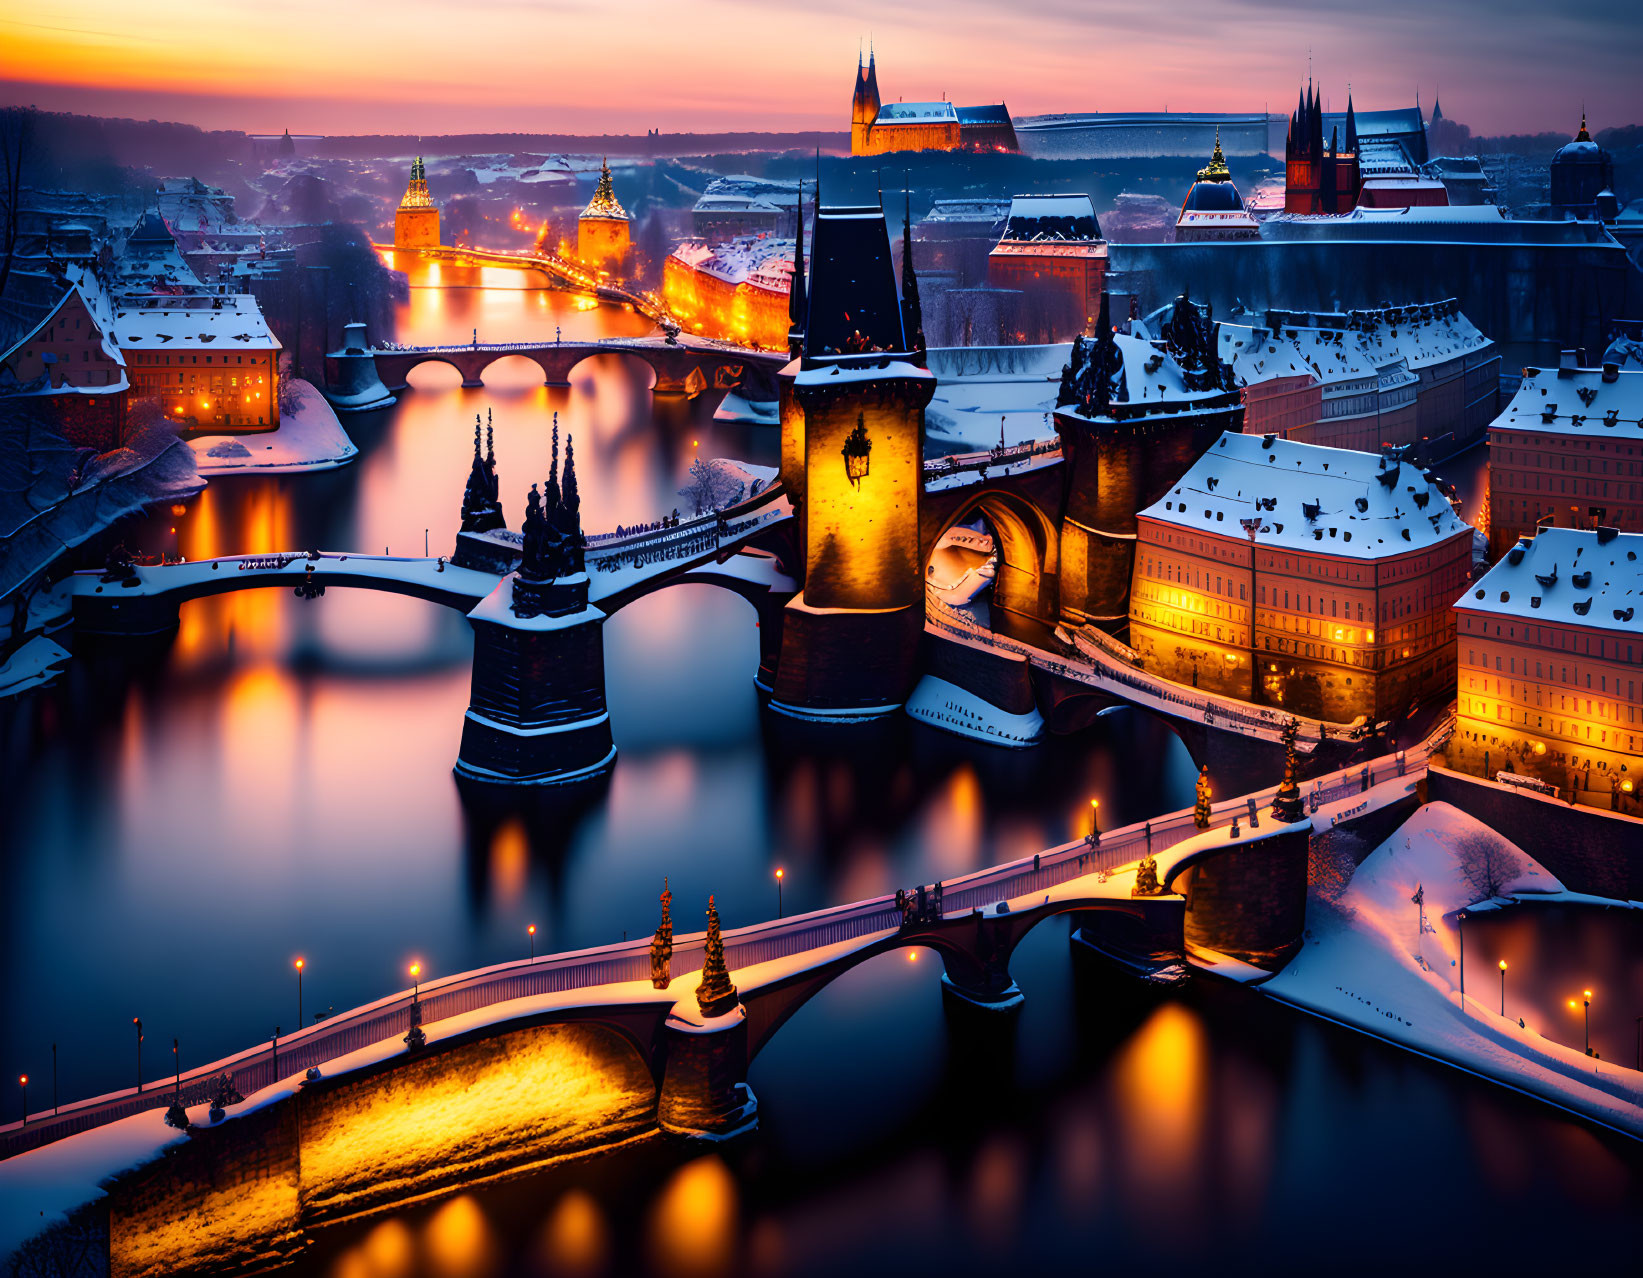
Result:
[545, 412, 561, 511]
[1576, 108, 1591, 142]
[900, 175, 925, 362]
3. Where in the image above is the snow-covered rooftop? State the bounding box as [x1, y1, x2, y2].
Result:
[1000, 194, 1102, 242]
[1142, 431, 1472, 559]
[1459, 527, 1642, 632]
[669, 235, 794, 290]
[109, 294, 281, 351]
[1488, 365, 1642, 441]
[876, 101, 959, 124]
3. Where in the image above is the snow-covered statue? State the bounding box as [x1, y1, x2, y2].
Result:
[1132, 854, 1163, 897]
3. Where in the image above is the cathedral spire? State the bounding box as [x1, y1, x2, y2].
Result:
[1197, 127, 1231, 182]
[1575, 108, 1592, 143]
[1345, 92, 1359, 155]
[900, 178, 925, 362]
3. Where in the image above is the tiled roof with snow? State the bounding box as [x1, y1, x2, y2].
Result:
[1489, 365, 1642, 441]
[1001, 194, 1102, 242]
[109, 295, 281, 351]
[670, 235, 795, 289]
[1141, 431, 1471, 559]
[1459, 527, 1642, 633]
[1350, 303, 1492, 372]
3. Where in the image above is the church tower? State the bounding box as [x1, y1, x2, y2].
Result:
[394, 155, 441, 250]
[850, 48, 882, 156]
[770, 198, 934, 718]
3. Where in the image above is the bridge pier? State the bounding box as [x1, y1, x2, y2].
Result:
[935, 907, 1028, 1013]
[656, 1004, 758, 1140]
[322, 321, 397, 413]
[454, 573, 616, 787]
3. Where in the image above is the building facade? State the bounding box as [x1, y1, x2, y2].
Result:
[112, 294, 280, 430]
[849, 50, 1013, 155]
[1285, 84, 1362, 215]
[662, 234, 795, 351]
[987, 195, 1107, 340]
[394, 156, 441, 251]
[1549, 113, 1616, 220]
[1128, 432, 1474, 722]
[1451, 526, 1642, 808]
[0, 274, 129, 449]
[577, 159, 631, 273]
[1485, 359, 1643, 557]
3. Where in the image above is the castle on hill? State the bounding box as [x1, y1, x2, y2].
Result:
[849, 47, 1017, 156]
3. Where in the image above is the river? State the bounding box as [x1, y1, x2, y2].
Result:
[1, 260, 1635, 1274]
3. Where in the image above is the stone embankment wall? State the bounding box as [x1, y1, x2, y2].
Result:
[1425, 767, 1643, 901]
[105, 1020, 657, 1277]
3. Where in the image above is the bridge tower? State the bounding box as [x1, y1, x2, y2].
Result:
[769, 200, 934, 719]
[394, 155, 440, 250]
[455, 428, 616, 785]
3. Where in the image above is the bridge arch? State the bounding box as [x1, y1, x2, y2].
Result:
[742, 894, 1160, 1061]
[401, 356, 476, 390]
[924, 486, 1061, 631]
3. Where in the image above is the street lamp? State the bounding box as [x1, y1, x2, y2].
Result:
[18, 1076, 26, 1126]
[1456, 910, 1467, 1009]
[295, 958, 305, 1028]
[1569, 990, 1593, 1055]
[528, 925, 537, 961]
[1499, 959, 1507, 1017]
[410, 963, 422, 999]
[133, 1017, 143, 1093]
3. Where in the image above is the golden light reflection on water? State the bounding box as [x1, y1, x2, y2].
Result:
[965, 1132, 1027, 1250]
[646, 1156, 738, 1278]
[536, 1188, 609, 1277]
[920, 762, 983, 876]
[1112, 1001, 1207, 1210]
[490, 815, 528, 908]
[425, 1194, 500, 1278]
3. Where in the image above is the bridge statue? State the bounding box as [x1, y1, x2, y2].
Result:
[650, 878, 674, 989]
[459, 412, 505, 534]
[695, 896, 739, 1017]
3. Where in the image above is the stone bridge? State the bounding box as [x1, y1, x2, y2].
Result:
[0, 740, 1435, 1273]
[333, 331, 786, 406]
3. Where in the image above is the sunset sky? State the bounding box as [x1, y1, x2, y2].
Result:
[1, 0, 1635, 137]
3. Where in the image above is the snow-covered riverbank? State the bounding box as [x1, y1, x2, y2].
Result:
[1259, 802, 1643, 1139]
[189, 380, 357, 475]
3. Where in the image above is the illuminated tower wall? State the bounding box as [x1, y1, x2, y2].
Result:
[770, 203, 933, 717]
[394, 156, 440, 250]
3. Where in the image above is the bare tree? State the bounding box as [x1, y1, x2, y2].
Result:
[1454, 828, 1525, 900]
[678, 458, 745, 515]
[0, 107, 35, 309]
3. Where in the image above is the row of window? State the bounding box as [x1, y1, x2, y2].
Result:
[1461, 616, 1639, 664]
[1461, 698, 1638, 754]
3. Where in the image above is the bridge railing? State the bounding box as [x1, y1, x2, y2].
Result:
[925, 600, 1353, 745]
[586, 500, 787, 576]
[0, 707, 1435, 1163]
[923, 437, 1062, 475]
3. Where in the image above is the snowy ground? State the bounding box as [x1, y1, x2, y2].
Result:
[0, 633, 71, 698]
[1261, 801, 1643, 1138]
[189, 380, 357, 475]
[713, 391, 779, 426]
[925, 344, 1067, 455]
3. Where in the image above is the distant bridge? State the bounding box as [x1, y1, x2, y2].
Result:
[362, 332, 786, 403]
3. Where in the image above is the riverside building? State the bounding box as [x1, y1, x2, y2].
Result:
[1128, 432, 1473, 721]
[1484, 359, 1642, 557]
[393, 156, 440, 251]
[1451, 526, 1642, 807]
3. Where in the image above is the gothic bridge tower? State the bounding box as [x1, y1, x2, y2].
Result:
[770, 198, 933, 718]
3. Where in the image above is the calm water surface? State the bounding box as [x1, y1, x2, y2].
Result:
[2, 262, 1635, 1274]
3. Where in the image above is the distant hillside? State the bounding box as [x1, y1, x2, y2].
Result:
[307, 132, 852, 160]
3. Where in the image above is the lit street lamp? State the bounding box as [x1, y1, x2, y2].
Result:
[1456, 910, 1467, 1009]
[1568, 990, 1593, 1055]
[1499, 959, 1508, 1017]
[528, 924, 537, 961]
[776, 868, 784, 919]
[410, 963, 422, 999]
[18, 1075, 26, 1126]
[295, 958, 305, 1028]
[1087, 798, 1101, 846]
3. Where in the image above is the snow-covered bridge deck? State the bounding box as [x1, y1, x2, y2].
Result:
[0, 734, 1436, 1160]
[927, 597, 1362, 748]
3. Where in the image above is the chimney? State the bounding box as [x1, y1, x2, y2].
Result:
[1601, 361, 1619, 383]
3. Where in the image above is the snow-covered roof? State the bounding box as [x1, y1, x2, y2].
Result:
[1000, 194, 1101, 242]
[919, 198, 1011, 226]
[0, 278, 126, 371]
[669, 235, 795, 291]
[1489, 365, 1642, 442]
[1142, 431, 1472, 559]
[109, 295, 281, 351]
[876, 101, 959, 124]
[1459, 527, 1642, 633]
